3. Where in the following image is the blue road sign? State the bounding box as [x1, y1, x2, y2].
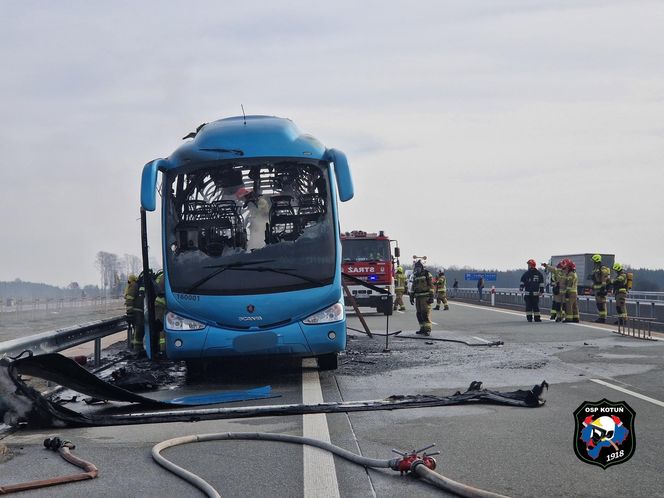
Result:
[465, 272, 497, 281]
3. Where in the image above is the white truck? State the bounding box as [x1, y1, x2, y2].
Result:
[548, 253, 615, 295]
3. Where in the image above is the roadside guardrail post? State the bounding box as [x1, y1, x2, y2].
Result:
[94, 337, 102, 367]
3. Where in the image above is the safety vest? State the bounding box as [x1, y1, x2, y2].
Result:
[544, 265, 564, 290]
[591, 265, 610, 290]
[394, 273, 406, 291]
[566, 271, 578, 294]
[124, 280, 138, 310]
[613, 271, 627, 293]
[154, 272, 166, 318]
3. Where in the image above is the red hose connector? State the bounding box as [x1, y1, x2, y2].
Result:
[389, 444, 439, 475]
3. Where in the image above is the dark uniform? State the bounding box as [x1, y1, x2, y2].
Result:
[520, 267, 545, 322]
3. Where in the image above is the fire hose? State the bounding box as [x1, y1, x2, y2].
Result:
[0, 437, 98, 495]
[151, 432, 510, 498]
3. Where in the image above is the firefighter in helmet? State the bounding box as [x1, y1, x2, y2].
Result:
[589, 254, 611, 323]
[154, 270, 167, 352]
[611, 263, 628, 325]
[541, 261, 565, 321]
[563, 259, 580, 323]
[434, 269, 449, 310]
[410, 259, 434, 335]
[520, 259, 545, 322]
[124, 274, 138, 318]
[393, 266, 407, 311]
[125, 273, 145, 349]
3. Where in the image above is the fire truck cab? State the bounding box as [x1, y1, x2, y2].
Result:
[341, 230, 400, 315]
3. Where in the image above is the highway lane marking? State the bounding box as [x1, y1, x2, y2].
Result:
[449, 301, 524, 317]
[589, 378, 664, 408]
[302, 358, 340, 498]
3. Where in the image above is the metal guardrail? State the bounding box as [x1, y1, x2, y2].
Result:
[0, 315, 129, 366]
[616, 317, 655, 340]
[452, 288, 664, 331]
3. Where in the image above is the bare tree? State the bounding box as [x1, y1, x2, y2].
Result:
[123, 253, 142, 276]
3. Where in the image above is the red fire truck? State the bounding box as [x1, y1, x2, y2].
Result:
[341, 230, 400, 315]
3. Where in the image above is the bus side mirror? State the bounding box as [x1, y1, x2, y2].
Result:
[394, 247, 401, 258]
[327, 148, 354, 202]
[141, 159, 167, 211]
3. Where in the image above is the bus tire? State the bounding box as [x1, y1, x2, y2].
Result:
[185, 359, 205, 380]
[317, 353, 338, 371]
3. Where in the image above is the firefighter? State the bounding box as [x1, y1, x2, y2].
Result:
[127, 273, 145, 350]
[520, 259, 545, 322]
[611, 262, 628, 325]
[124, 274, 138, 318]
[541, 261, 565, 321]
[434, 269, 449, 310]
[154, 270, 167, 352]
[393, 266, 407, 311]
[409, 259, 434, 335]
[563, 260, 580, 323]
[589, 254, 611, 323]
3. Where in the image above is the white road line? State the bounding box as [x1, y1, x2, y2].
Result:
[302, 358, 340, 498]
[431, 321, 439, 325]
[450, 301, 524, 317]
[396, 310, 405, 314]
[472, 336, 491, 344]
[589, 378, 664, 408]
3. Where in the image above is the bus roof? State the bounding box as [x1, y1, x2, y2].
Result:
[165, 115, 328, 167]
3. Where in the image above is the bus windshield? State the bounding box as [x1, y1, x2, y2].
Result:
[341, 239, 390, 262]
[164, 158, 335, 295]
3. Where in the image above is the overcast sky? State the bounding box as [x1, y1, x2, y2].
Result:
[1, 1, 663, 287]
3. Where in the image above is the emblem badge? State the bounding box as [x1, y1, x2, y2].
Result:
[573, 399, 635, 469]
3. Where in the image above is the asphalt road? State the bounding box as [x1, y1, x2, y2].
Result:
[2, 301, 664, 497]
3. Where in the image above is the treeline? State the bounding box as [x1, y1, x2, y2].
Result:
[0, 279, 102, 301]
[1, 252, 146, 303]
[403, 264, 664, 291]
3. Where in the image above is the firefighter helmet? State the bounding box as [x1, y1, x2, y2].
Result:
[568, 261, 576, 270]
[592, 254, 602, 263]
[396, 266, 404, 274]
[613, 262, 623, 272]
[527, 259, 536, 268]
[438, 269, 445, 275]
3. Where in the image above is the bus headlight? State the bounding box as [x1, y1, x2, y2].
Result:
[303, 301, 344, 324]
[165, 312, 206, 331]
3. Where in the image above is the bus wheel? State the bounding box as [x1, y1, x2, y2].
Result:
[317, 353, 338, 371]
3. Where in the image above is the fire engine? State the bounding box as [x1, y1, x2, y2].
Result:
[341, 230, 400, 315]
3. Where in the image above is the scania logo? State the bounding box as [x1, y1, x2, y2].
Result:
[247, 304, 255, 313]
[239, 316, 263, 321]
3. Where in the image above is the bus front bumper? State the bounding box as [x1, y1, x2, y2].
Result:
[164, 320, 346, 360]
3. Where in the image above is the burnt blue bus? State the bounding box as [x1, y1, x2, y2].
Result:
[140, 116, 353, 371]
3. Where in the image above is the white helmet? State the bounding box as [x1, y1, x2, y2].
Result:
[590, 416, 616, 442]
